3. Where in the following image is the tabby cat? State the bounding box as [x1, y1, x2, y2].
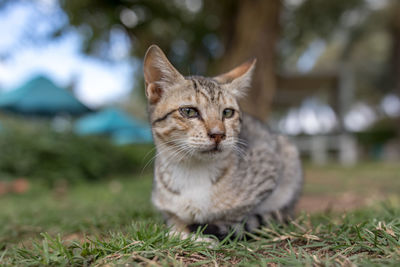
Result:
[143, 45, 303, 240]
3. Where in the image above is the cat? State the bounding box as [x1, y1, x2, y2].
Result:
[143, 44, 303, 240]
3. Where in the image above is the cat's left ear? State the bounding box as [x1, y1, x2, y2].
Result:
[214, 59, 256, 98]
[143, 45, 185, 104]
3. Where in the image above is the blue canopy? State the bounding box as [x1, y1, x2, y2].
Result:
[0, 75, 91, 116]
[75, 108, 152, 144]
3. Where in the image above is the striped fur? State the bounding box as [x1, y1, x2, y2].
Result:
[144, 45, 303, 240]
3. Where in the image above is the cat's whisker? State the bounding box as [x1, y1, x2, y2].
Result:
[233, 144, 247, 160]
[175, 149, 188, 163]
[140, 140, 188, 173]
[235, 138, 249, 147]
[165, 144, 191, 165]
[234, 144, 248, 158]
[177, 146, 195, 163]
[234, 142, 247, 153]
[142, 146, 157, 162]
[233, 149, 245, 161]
[141, 137, 188, 164]
[140, 145, 175, 175]
[159, 144, 185, 160]
[171, 150, 188, 165]
[236, 139, 248, 146]
[188, 147, 196, 160]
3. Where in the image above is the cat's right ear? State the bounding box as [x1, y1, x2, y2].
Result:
[143, 45, 184, 104]
[214, 58, 256, 98]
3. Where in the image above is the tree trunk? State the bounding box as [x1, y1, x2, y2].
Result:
[391, 2, 400, 136]
[218, 0, 281, 121]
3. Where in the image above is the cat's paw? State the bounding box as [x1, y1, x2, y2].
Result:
[167, 229, 190, 239]
[192, 235, 217, 245]
[167, 230, 217, 247]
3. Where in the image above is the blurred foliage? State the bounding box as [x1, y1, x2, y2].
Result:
[1, 0, 399, 128]
[0, 124, 154, 185]
[59, 0, 283, 119]
[60, 0, 235, 75]
[282, 0, 400, 101]
[1, 0, 398, 104]
[282, 0, 365, 49]
[58, 0, 400, 105]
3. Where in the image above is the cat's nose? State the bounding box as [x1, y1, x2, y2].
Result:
[208, 132, 226, 144]
[207, 121, 226, 144]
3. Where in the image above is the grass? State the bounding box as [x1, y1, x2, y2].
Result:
[1, 163, 400, 266]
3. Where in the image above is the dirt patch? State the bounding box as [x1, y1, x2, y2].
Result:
[63, 233, 89, 244]
[296, 192, 383, 213]
[298, 164, 400, 213]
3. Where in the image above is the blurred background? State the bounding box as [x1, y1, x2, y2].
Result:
[0, 0, 399, 193]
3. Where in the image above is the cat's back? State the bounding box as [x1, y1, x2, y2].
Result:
[239, 113, 280, 154]
[238, 113, 301, 183]
[239, 113, 303, 218]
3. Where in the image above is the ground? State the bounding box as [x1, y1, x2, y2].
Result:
[0, 163, 399, 266]
[298, 163, 400, 213]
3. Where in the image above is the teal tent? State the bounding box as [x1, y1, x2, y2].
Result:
[75, 108, 152, 144]
[0, 75, 91, 116]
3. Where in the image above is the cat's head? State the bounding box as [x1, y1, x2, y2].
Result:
[143, 45, 255, 162]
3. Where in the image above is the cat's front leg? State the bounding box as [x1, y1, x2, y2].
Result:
[162, 211, 217, 244]
[162, 211, 190, 235]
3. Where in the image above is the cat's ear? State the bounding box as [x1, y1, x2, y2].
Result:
[143, 45, 185, 104]
[214, 59, 256, 98]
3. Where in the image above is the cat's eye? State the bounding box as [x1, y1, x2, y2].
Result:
[222, 108, 235, 119]
[179, 107, 199, 118]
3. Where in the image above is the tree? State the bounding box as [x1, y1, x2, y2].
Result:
[59, 0, 281, 120]
[217, 0, 281, 120]
[389, 1, 400, 134]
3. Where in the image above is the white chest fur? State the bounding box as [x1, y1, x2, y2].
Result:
[154, 161, 221, 223]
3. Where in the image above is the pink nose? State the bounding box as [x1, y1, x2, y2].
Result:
[208, 132, 226, 144]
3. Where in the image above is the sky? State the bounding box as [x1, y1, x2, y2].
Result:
[0, 0, 135, 108]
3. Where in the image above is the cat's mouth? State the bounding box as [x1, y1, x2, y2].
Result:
[201, 145, 222, 154]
